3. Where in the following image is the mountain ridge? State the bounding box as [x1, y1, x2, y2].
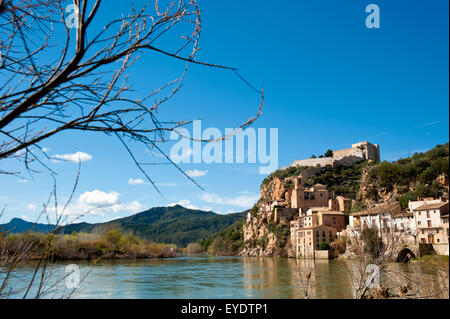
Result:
[0, 205, 246, 247]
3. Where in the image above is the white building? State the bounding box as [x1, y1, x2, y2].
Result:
[348, 202, 402, 237]
[413, 202, 449, 244]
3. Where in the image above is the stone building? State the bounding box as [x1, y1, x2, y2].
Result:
[332, 141, 380, 162]
[414, 202, 449, 244]
[328, 196, 352, 212]
[294, 225, 337, 258]
[290, 207, 345, 251]
[348, 202, 402, 237]
[291, 141, 380, 168]
[290, 177, 329, 209]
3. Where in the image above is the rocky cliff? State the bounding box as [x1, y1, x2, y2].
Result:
[240, 211, 294, 257]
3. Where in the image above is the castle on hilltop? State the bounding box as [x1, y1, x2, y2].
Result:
[290, 141, 380, 168]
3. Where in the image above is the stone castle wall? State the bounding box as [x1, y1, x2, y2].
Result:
[291, 157, 334, 168]
[290, 142, 380, 169]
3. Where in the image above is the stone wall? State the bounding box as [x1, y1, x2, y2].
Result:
[314, 250, 329, 259]
[291, 141, 380, 169]
[432, 243, 449, 256]
[291, 157, 334, 168]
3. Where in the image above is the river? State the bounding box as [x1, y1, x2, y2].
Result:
[2, 256, 446, 299]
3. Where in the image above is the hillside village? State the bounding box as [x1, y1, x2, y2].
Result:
[242, 142, 449, 259]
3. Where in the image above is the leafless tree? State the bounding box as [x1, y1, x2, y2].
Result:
[0, 0, 263, 192]
[1, 0, 264, 298]
[344, 224, 449, 299]
[0, 165, 98, 299]
[296, 258, 317, 299]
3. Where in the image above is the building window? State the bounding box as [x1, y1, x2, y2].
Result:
[427, 211, 430, 218]
[427, 221, 432, 227]
[418, 221, 421, 225]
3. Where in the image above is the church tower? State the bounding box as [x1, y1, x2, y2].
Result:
[291, 176, 305, 209]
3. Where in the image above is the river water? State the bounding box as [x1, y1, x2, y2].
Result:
[3, 256, 445, 299]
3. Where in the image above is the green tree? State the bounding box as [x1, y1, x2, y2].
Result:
[361, 226, 383, 259]
[325, 149, 334, 158]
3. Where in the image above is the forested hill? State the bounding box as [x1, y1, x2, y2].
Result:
[60, 205, 246, 246]
[361, 142, 449, 207]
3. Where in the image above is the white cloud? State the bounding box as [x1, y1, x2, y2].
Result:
[17, 179, 28, 183]
[168, 199, 199, 210]
[27, 204, 37, 211]
[168, 200, 213, 212]
[201, 193, 259, 208]
[79, 190, 120, 206]
[128, 178, 145, 185]
[41, 147, 50, 153]
[53, 151, 93, 163]
[186, 169, 208, 178]
[58, 190, 144, 216]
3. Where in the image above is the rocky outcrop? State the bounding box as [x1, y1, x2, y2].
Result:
[260, 176, 287, 203]
[240, 211, 294, 257]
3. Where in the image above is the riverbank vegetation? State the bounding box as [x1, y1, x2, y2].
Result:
[0, 229, 178, 261]
[199, 219, 245, 255]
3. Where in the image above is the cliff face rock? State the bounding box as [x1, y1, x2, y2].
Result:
[357, 164, 392, 207]
[240, 213, 294, 257]
[260, 176, 286, 203]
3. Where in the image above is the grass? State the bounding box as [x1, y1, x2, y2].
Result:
[410, 255, 449, 262]
[0, 229, 178, 260]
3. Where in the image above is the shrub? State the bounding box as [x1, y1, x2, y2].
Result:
[319, 241, 330, 250]
[186, 243, 202, 255]
[105, 229, 122, 247]
[330, 236, 347, 255]
[361, 226, 383, 259]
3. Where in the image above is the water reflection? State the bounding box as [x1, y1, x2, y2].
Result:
[2, 256, 444, 299]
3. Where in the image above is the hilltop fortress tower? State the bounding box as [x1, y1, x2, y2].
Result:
[291, 141, 380, 168]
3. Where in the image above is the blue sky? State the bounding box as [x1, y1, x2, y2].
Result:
[0, 0, 448, 224]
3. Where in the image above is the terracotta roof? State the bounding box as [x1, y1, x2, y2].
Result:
[351, 202, 401, 217]
[308, 207, 330, 211]
[413, 202, 449, 212]
[318, 211, 344, 216]
[392, 211, 414, 218]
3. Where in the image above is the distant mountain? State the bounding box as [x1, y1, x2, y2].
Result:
[1, 206, 246, 246]
[0, 218, 55, 233]
[59, 205, 245, 246]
